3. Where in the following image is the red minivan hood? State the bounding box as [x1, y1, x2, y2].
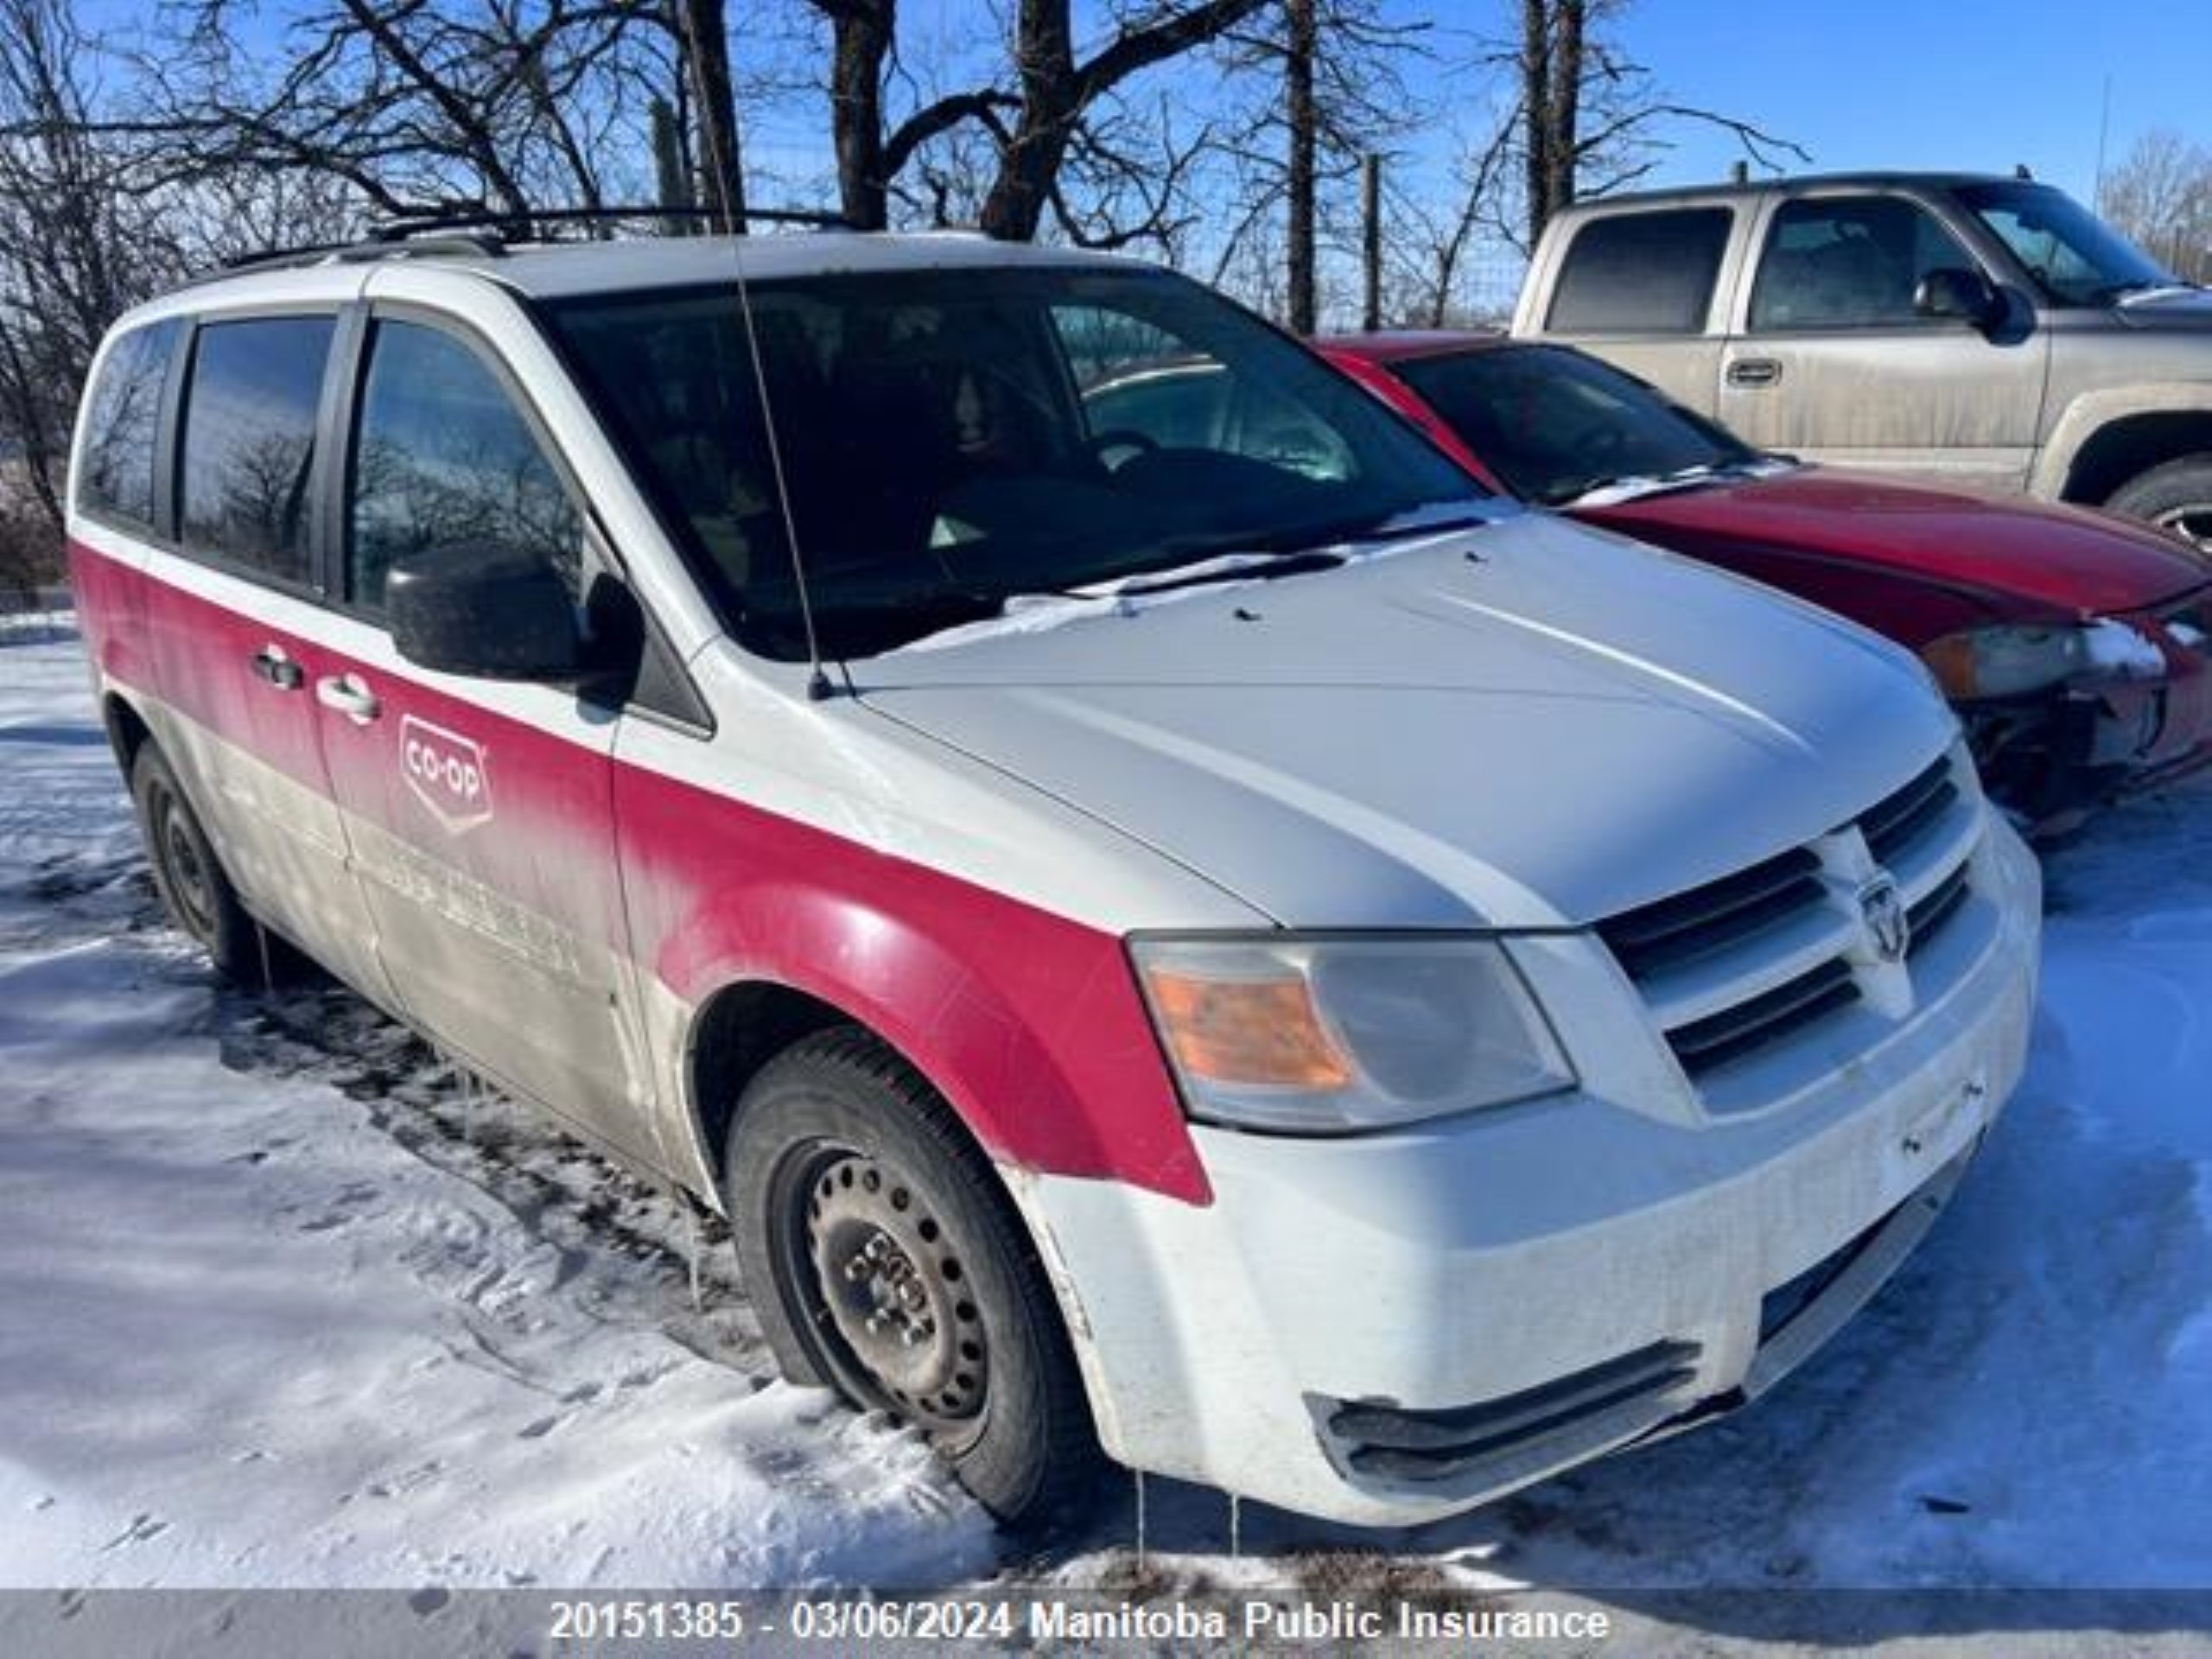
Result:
[1580, 469, 2209, 619]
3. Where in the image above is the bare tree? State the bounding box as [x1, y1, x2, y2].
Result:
[1510, 0, 1804, 251]
[0, 0, 185, 543]
[671, 0, 747, 228]
[800, 0, 1265, 241]
[2100, 128, 2212, 284]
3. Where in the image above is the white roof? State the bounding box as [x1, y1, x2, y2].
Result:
[143, 230, 1147, 321]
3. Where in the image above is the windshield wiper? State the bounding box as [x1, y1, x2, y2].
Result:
[1112, 548, 1344, 597]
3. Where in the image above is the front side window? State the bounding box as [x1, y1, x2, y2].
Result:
[1749, 196, 1977, 331]
[347, 320, 581, 613]
[179, 315, 335, 585]
[1546, 210, 1732, 334]
[543, 268, 1478, 659]
[1955, 181, 2177, 307]
[1393, 344, 1756, 505]
[77, 320, 181, 530]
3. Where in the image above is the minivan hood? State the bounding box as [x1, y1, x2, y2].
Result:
[851, 513, 1956, 929]
[1580, 468, 2211, 620]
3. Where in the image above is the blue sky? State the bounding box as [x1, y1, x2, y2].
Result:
[1580, 0, 2206, 204]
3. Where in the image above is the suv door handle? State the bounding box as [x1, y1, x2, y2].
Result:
[315, 672, 382, 725]
[1726, 357, 1783, 389]
[249, 644, 304, 691]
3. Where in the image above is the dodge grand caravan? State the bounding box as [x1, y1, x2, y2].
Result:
[67, 227, 2041, 1530]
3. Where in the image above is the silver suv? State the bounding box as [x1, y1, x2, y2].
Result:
[1513, 172, 2212, 549]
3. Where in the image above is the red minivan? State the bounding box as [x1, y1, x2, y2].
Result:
[1315, 332, 2212, 830]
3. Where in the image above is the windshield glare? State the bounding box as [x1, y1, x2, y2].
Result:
[543, 267, 1480, 658]
[1393, 344, 1754, 505]
[1955, 181, 2178, 306]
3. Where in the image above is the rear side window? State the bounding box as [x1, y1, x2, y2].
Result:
[1749, 196, 1975, 331]
[77, 320, 180, 530]
[1546, 209, 1732, 334]
[346, 320, 580, 613]
[179, 316, 336, 586]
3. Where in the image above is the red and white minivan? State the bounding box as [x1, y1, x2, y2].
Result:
[69, 229, 2040, 1529]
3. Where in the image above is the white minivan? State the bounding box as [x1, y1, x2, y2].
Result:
[68, 226, 2040, 1530]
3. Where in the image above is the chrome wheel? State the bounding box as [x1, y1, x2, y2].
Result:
[2150, 503, 2212, 554]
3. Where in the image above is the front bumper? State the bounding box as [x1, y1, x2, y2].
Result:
[1969, 651, 2212, 830]
[1013, 822, 2040, 1527]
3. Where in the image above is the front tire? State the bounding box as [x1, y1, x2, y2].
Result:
[130, 742, 259, 978]
[725, 1028, 1103, 1532]
[2106, 454, 2212, 553]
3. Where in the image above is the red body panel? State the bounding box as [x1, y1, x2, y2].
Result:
[1317, 334, 2211, 628]
[71, 538, 1208, 1205]
[1317, 334, 2212, 794]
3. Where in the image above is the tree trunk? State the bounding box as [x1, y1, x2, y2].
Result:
[1285, 0, 1318, 334]
[979, 0, 1077, 242]
[672, 0, 747, 232]
[1520, 0, 1583, 248]
[829, 0, 894, 230]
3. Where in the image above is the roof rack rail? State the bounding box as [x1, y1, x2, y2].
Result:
[193, 202, 854, 287]
[366, 203, 853, 240]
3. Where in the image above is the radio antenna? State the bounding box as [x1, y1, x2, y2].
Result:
[684, 27, 834, 702]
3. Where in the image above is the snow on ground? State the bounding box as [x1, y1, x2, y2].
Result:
[3, 626, 2209, 1618]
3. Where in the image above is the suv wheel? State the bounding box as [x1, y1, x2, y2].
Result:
[725, 1028, 1102, 1532]
[2107, 454, 2212, 552]
[130, 742, 260, 978]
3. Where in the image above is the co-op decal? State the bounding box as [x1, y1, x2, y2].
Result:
[400, 714, 493, 833]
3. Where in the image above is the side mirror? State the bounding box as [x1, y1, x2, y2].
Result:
[386, 542, 590, 682]
[1914, 266, 2005, 330]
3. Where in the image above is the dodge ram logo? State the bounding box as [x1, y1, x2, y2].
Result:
[401, 715, 492, 833]
[1858, 873, 1910, 964]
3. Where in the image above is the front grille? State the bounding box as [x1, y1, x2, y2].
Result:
[1906, 861, 1972, 953]
[1599, 749, 1982, 1091]
[1856, 754, 1957, 865]
[1665, 957, 1861, 1074]
[1598, 847, 1823, 979]
[1329, 1339, 1701, 1483]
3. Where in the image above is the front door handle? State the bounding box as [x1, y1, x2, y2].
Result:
[250, 644, 303, 691]
[315, 672, 382, 725]
[1726, 357, 1783, 389]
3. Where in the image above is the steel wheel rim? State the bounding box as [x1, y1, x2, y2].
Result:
[797, 1147, 990, 1435]
[152, 784, 216, 938]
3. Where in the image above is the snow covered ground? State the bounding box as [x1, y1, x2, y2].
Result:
[3, 626, 2209, 1629]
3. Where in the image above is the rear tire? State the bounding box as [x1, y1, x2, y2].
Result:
[130, 741, 259, 979]
[2106, 454, 2212, 553]
[725, 1027, 1103, 1533]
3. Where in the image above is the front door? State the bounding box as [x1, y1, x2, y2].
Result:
[1718, 191, 2050, 493]
[306, 311, 656, 1161]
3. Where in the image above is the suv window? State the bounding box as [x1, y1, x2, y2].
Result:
[78, 320, 181, 531]
[347, 320, 581, 613]
[179, 315, 335, 585]
[1749, 196, 1975, 331]
[1547, 210, 1732, 334]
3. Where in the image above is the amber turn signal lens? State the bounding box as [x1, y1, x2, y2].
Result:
[1919, 634, 1980, 699]
[1144, 970, 1354, 1090]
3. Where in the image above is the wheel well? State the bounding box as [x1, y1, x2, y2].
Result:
[102, 694, 151, 773]
[2063, 411, 2212, 505]
[686, 981, 856, 1184]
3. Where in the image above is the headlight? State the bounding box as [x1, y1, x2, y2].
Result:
[1129, 935, 1575, 1134]
[1919, 626, 2088, 699]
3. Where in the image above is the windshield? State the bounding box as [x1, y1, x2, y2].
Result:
[1955, 181, 2180, 307]
[539, 266, 1481, 658]
[1391, 343, 1758, 505]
